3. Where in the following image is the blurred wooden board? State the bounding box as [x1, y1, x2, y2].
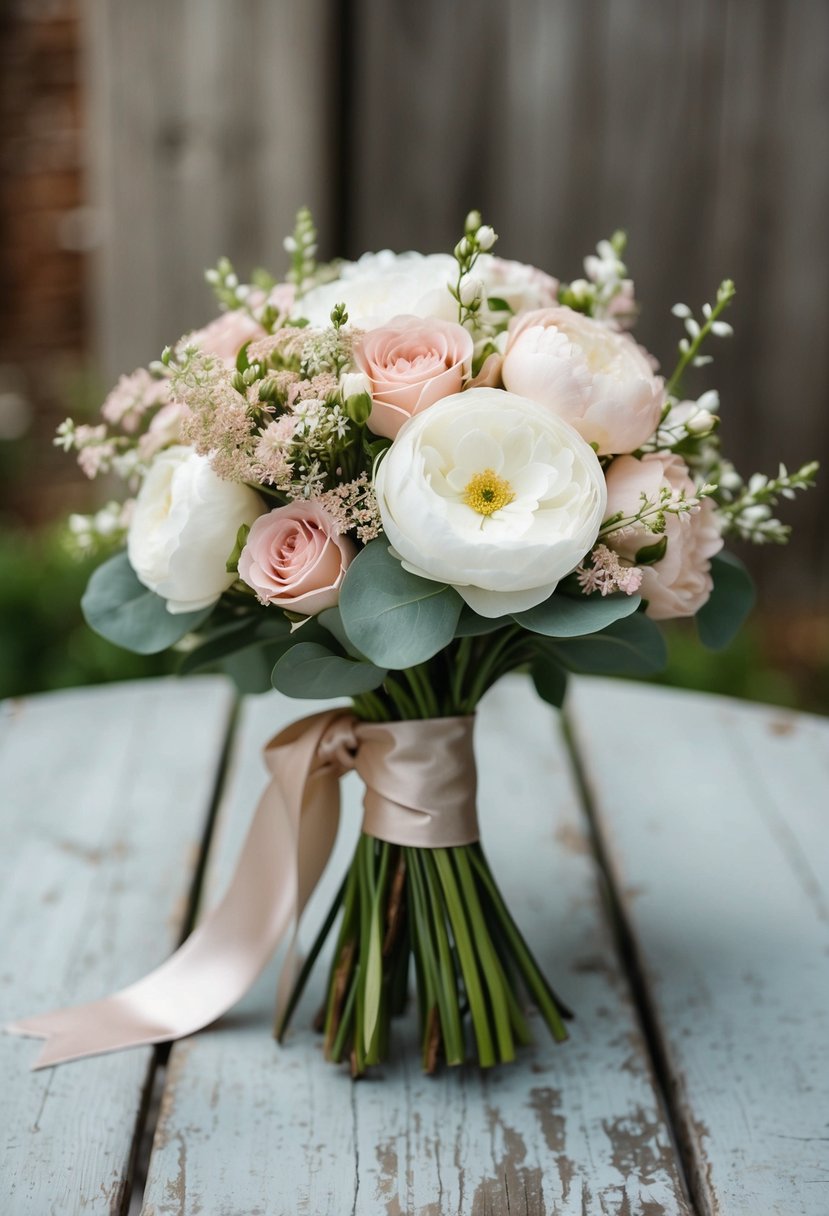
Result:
[139, 677, 690, 1216]
[568, 679, 829, 1216]
[0, 678, 234, 1216]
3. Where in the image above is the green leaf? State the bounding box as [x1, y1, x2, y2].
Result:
[513, 590, 641, 638]
[455, 606, 512, 637]
[272, 642, 387, 699]
[178, 612, 292, 675]
[225, 523, 251, 574]
[531, 652, 568, 708]
[339, 541, 463, 668]
[635, 535, 668, 566]
[486, 296, 512, 312]
[318, 606, 366, 658]
[545, 612, 667, 676]
[82, 551, 213, 654]
[697, 551, 755, 650]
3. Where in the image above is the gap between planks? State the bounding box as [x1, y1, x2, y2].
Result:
[560, 708, 705, 1216]
[122, 696, 241, 1216]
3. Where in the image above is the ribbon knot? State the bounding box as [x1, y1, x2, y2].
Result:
[7, 709, 478, 1069]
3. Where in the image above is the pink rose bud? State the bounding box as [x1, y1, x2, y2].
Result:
[238, 502, 356, 616]
[354, 315, 474, 440]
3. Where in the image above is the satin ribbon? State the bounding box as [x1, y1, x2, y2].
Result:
[7, 710, 478, 1069]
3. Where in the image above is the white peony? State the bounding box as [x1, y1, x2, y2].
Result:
[300, 251, 459, 328]
[300, 250, 560, 332]
[374, 388, 607, 617]
[128, 445, 264, 614]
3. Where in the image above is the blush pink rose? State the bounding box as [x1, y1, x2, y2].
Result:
[238, 501, 356, 615]
[188, 310, 266, 364]
[501, 305, 664, 455]
[354, 315, 474, 439]
[604, 452, 723, 620]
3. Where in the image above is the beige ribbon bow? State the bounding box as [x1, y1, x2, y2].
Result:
[7, 710, 478, 1069]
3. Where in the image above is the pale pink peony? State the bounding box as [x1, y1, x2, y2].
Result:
[604, 452, 723, 620]
[479, 256, 559, 315]
[501, 306, 664, 455]
[138, 400, 190, 460]
[238, 501, 356, 615]
[188, 310, 266, 365]
[354, 315, 474, 439]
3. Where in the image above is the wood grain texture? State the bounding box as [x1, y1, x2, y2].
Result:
[567, 678, 829, 1216]
[82, 0, 336, 382]
[0, 677, 234, 1216]
[140, 676, 690, 1216]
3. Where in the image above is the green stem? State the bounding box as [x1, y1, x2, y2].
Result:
[274, 873, 347, 1041]
[383, 675, 419, 720]
[420, 850, 465, 1065]
[433, 848, 496, 1067]
[463, 628, 521, 711]
[450, 637, 474, 710]
[453, 848, 515, 1062]
[665, 281, 735, 398]
[469, 846, 570, 1042]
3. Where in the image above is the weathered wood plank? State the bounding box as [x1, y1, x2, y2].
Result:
[82, 0, 336, 383]
[567, 678, 829, 1216]
[140, 676, 691, 1215]
[0, 677, 235, 1216]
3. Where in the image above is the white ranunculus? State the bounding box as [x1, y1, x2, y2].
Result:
[374, 388, 607, 617]
[128, 445, 264, 614]
[300, 251, 459, 328]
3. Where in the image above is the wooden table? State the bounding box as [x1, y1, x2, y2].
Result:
[1, 675, 827, 1215]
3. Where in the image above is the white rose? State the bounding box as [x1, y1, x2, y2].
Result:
[300, 251, 458, 328]
[374, 388, 606, 617]
[128, 445, 264, 614]
[501, 305, 664, 455]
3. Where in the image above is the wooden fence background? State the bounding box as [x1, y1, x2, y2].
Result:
[82, 0, 829, 608]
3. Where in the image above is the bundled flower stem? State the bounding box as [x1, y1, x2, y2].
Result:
[277, 804, 571, 1076]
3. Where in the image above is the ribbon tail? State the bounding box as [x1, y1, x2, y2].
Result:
[6, 710, 349, 1069]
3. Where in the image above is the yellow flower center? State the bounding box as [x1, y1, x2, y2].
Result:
[463, 468, 515, 516]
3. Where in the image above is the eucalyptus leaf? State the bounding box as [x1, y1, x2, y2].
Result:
[531, 653, 568, 709]
[82, 551, 213, 655]
[513, 590, 641, 638]
[179, 611, 293, 675]
[544, 612, 667, 676]
[272, 642, 387, 699]
[455, 606, 512, 637]
[339, 541, 462, 668]
[318, 606, 366, 659]
[697, 551, 755, 650]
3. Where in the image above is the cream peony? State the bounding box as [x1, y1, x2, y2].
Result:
[374, 388, 606, 617]
[128, 445, 264, 614]
[501, 306, 664, 455]
[604, 452, 723, 619]
[300, 251, 459, 328]
[354, 315, 474, 439]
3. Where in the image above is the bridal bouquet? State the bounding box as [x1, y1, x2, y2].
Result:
[50, 210, 816, 1076]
